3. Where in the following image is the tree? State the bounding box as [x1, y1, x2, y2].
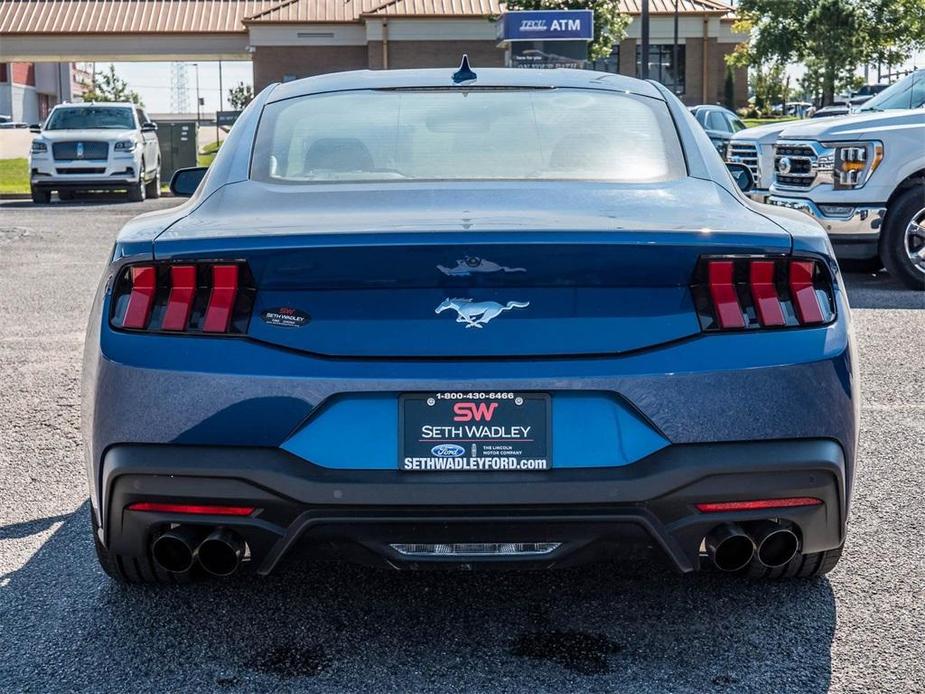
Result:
[723, 65, 736, 110]
[729, 0, 925, 105]
[227, 82, 254, 111]
[81, 64, 143, 106]
[504, 0, 631, 61]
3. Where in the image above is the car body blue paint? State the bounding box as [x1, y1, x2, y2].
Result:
[280, 392, 669, 469]
[82, 67, 858, 559]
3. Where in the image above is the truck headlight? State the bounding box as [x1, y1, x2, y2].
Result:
[114, 140, 137, 152]
[30, 141, 47, 154]
[826, 141, 883, 190]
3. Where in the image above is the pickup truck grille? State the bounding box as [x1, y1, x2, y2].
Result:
[774, 143, 817, 188]
[53, 141, 109, 161]
[726, 142, 761, 187]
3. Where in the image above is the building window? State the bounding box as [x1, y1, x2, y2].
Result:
[636, 45, 685, 94]
[589, 45, 620, 74]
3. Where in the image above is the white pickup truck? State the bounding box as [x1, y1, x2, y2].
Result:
[729, 70, 925, 288]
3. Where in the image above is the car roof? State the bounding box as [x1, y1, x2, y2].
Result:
[268, 67, 665, 103]
[52, 102, 137, 109]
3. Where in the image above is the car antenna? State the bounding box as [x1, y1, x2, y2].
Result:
[452, 54, 477, 84]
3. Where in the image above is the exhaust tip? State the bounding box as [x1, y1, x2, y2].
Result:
[705, 523, 755, 572]
[196, 528, 245, 577]
[754, 522, 800, 568]
[152, 528, 200, 573]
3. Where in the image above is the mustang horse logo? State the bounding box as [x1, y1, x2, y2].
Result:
[435, 298, 529, 328]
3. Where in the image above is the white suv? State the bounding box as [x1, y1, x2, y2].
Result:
[29, 102, 161, 204]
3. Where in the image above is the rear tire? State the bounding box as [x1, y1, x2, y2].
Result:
[880, 185, 925, 290]
[30, 187, 51, 204]
[746, 543, 844, 579]
[91, 508, 191, 585]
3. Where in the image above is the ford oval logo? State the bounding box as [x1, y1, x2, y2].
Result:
[431, 444, 465, 458]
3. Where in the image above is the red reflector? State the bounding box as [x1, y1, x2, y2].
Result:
[707, 260, 745, 329]
[122, 265, 157, 329]
[789, 261, 824, 324]
[695, 497, 823, 513]
[160, 265, 197, 331]
[749, 260, 785, 327]
[127, 502, 255, 516]
[202, 264, 239, 333]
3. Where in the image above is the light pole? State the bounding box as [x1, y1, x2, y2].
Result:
[673, 0, 680, 94]
[216, 60, 224, 142]
[640, 0, 650, 80]
[192, 62, 201, 124]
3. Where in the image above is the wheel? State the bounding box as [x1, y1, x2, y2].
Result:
[746, 543, 844, 579]
[30, 186, 51, 204]
[91, 507, 191, 584]
[127, 164, 146, 203]
[144, 161, 161, 199]
[880, 185, 925, 289]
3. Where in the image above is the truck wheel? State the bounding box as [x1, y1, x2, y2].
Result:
[90, 507, 190, 585]
[145, 164, 161, 199]
[746, 543, 844, 579]
[881, 185, 925, 290]
[30, 187, 51, 204]
[127, 176, 146, 203]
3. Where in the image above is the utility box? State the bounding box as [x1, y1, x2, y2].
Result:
[155, 121, 199, 183]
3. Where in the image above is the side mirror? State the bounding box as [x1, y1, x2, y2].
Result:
[169, 167, 208, 197]
[141, 122, 157, 132]
[29, 124, 41, 133]
[726, 162, 754, 193]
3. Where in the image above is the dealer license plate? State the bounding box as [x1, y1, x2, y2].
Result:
[400, 392, 550, 472]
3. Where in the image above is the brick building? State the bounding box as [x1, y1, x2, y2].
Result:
[0, 0, 747, 108]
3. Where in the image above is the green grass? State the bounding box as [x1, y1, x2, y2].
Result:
[743, 116, 799, 128]
[198, 140, 222, 167]
[0, 158, 29, 194]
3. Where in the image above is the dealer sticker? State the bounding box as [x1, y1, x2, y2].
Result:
[260, 307, 309, 328]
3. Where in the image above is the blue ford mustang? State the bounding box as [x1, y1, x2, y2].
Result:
[82, 63, 857, 583]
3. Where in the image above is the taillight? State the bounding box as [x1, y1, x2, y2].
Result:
[693, 256, 835, 331]
[110, 262, 255, 334]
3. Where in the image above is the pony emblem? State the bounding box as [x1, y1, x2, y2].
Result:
[437, 256, 526, 277]
[435, 298, 529, 328]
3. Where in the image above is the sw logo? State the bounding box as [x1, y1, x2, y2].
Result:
[453, 402, 498, 422]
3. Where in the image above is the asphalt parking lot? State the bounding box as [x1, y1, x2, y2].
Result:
[0, 197, 923, 693]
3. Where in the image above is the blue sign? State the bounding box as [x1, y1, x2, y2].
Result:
[500, 10, 594, 42]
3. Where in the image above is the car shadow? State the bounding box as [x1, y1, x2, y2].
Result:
[1, 192, 156, 208]
[841, 271, 924, 309]
[0, 502, 836, 691]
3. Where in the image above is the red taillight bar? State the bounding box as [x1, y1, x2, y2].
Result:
[202, 264, 239, 333]
[122, 265, 157, 329]
[707, 260, 745, 329]
[789, 260, 824, 324]
[695, 497, 823, 513]
[161, 265, 197, 331]
[748, 260, 785, 327]
[127, 502, 255, 516]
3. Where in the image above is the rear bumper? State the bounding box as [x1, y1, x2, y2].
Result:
[101, 439, 847, 574]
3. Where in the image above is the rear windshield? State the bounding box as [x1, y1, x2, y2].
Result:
[45, 107, 135, 130]
[251, 88, 686, 184]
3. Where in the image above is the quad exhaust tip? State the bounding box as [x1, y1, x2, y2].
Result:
[151, 526, 205, 573]
[195, 528, 245, 577]
[753, 521, 800, 568]
[705, 523, 755, 572]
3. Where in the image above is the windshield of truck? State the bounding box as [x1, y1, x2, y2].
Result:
[45, 107, 135, 130]
[860, 72, 925, 111]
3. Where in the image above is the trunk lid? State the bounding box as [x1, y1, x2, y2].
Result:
[154, 179, 791, 358]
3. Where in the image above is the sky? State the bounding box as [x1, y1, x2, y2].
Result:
[109, 61, 253, 114]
